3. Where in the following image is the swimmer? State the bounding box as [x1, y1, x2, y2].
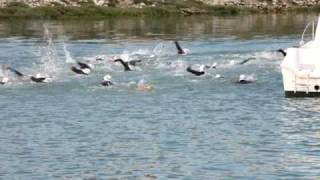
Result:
[0, 65, 10, 85]
[277, 49, 287, 57]
[96, 56, 104, 61]
[136, 79, 154, 91]
[236, 74, 254, 84]
[77, 61, 94, 70]
[205, 62, 217, 69]
[186, 64, 206, 76]
[71, 61, 94, 75]
[7, 67, 50, 83]
[101, 74, 113, 86]
[215, 74, 223, 79]
[174, 41, 189, 55]
[71, 66, 91, 75]
[238, 57, 255, 65]
[0, 76, 9, 85]
[114, 58, 132, 71]
[30, 74, 49, 83]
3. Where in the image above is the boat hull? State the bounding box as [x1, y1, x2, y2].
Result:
[281, 47, 320, 98]
[285, 91, 320, 98]
[281, 68, 320, 97]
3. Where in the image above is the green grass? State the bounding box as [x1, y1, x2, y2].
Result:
[288, 5, 320, 13]
[206, 5, 258, 16]
[0, 0, 264, 20]
[0, 5, 182, 19]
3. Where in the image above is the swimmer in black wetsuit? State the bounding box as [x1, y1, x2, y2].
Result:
[71, 61, 94, 75]
[186, 65, 207, 76]
[277, 49, 287, 57]
[114, 58, 132, 71]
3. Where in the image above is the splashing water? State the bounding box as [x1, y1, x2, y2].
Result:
[37, 24, 59, 76]
[136, 79, 154, 91]
[137, 79, 145, 86]
[241, 74, 257, 81]
[63, 43, 76, 64]
[254, 51, 281, 60]
[0, 68, 4, 77]
[153, 42, 175, 57]
[120, 51, 130, 62]
[130, 48, 155, 60]
[130, 49, 151, 56]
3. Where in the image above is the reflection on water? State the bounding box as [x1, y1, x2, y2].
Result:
[0, 13, 320, 179]
[0, 13, 317, 40]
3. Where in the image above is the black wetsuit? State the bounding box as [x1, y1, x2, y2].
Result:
[71, 66, 88, 75]
[30, 76, 46, 83]
[186, 66, 205, 76]
[6, 67, 47, 83]
[77, 62, 92, 69]
[174, 41, 185, 55]
[277, 49, 287, 57]
[7, 67, 24, 77]
[238, 58, 255, 65]
[237, 80, 253, 84]
[114, 59, 131, 71]
[101, 81, 113, 86]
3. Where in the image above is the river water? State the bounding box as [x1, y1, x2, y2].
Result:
[1, 13, 320, 179]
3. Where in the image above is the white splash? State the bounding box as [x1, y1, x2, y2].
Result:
[137, 79, 145, 86]
[215, 74, 222, 79]
[254, 51, 280, 60]
[130, 48, 151, 56]
[120, 51, 130, 62]
[0, 66, 4, 77]
[63, 43, 76, 64]
[136, 79, 154, 91]
[240, 74, 257, 81]
[229, 60, 236, 65]
[153, 42, 174, 57]
[37, 24, 59, 76]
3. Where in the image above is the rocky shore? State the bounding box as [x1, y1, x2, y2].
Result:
[1, 0, 320, 9]
[207, 0, 320, 11]
[0, 0, 319, 19]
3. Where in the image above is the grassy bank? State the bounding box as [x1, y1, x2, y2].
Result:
[3, 0, 320, 20]
[288, 5, 320, 13]
[0, 1, 258, 19]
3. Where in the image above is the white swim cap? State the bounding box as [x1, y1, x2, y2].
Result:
[183, 48, 190, 54]
[82, 68, 91, 74]
[35, 73, 42, 78]
[1, 77, 9, 83]
[103, 74, 112, 81]
[138, 79, 145, 86]
[96, 56, 103, 60]
[199, 65, 205, 72]
[215, 74, 221, 78]
[88, 63, 94, 69]
[239, 74, 246, 81]
[212, 62, 217, 68]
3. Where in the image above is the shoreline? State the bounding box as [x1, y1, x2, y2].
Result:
[0, 2, 320, 20]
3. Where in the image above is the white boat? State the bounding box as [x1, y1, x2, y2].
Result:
[281, 16, 320, 97]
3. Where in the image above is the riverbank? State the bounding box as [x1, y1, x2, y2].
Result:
[0, 0, 320, 20]
[0, 1, 255, 19]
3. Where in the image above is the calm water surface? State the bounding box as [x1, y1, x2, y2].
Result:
[1, 14, 320, 179]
